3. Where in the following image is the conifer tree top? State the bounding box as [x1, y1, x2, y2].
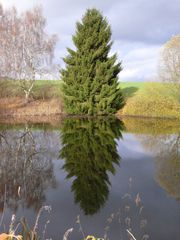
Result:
[72, 8, 111, 53]
[61, 8, 124, 116]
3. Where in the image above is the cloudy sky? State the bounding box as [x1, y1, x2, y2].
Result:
[0, 0, 179, 81]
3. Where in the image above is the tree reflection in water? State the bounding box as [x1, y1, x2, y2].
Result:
[125, 117, 180, 201]
[60, 117, 124, 215]
[140, 133, 180, 200]
[0, 124, 57, 212]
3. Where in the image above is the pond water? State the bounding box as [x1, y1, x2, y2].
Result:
[0, 117, 179, 240]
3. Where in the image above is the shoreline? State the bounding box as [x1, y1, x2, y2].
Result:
[116, 113, 180, 121]
[0, 112, 180, 125]
[0, 97, 180, 122]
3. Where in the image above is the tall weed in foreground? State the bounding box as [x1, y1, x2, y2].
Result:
[0, 205, 51, 240]
[62, 177, 149, 240]
[0, 177, 148, 240]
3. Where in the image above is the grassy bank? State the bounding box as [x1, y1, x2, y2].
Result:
[0, 80, 180, 119]
[0, 97, 63, 116]
[0, 80, 64, 116]
[119, 82, 180, 119]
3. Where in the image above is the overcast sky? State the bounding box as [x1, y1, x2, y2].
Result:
[0, 0, 180, 81]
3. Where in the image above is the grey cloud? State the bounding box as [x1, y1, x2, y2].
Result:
[1, 0, 179, 81]
[4, 0, 179, 45]
[108, 0, 180, 44]
[41, 0, 180, 45]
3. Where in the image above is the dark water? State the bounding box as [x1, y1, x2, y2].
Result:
[0, 117, 179, 240]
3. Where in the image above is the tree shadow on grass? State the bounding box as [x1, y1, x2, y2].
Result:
[122, 87, 139, 98]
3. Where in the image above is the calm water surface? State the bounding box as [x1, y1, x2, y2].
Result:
[0, 117, 179, 240]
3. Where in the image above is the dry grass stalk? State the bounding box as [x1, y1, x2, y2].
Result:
[126, 229, 137, 240]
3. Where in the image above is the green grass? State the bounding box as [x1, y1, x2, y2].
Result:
[0, 79, 63, 99]
[119, 81, 146, 98]
[120, 81, 146, 89]
[32, 80, 63, 99]
[120, 82, 180, 119]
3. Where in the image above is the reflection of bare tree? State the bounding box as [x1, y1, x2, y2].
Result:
[139, 133, 180, 200]
[0, 125, 58, 212]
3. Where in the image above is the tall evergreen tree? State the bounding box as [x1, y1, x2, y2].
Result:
[61, 9, 124, 115]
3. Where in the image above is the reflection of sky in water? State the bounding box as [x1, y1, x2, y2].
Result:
[117, 133, 153, 158]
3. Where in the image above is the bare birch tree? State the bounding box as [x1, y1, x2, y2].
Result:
[159, 35, 180, 102]
[0, 4, 58, 103]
